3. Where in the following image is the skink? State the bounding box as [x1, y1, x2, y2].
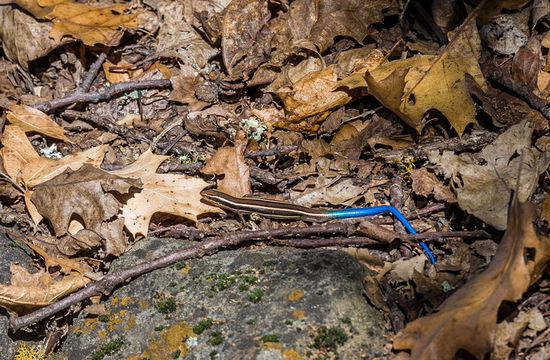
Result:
[201, 189, 436, 264]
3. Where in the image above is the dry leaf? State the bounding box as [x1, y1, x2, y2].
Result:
[14, 0, 139, 47]
[202, 131, 251, 196]
[108, 148, 168, 179]
[122, 174, 219, 237]
[274, 65, 357, 132]
[393, 199, 550, 360]
[0, 263, 90, 315]
[31, 164, 140, 256]
[6, 104, 71, 142]
[21, 145, 107, 188]
[410, 168, 457, 203]
[363, 21, 487, 136]
[0, 125, 40, 182]
[428, 121, 550, 230]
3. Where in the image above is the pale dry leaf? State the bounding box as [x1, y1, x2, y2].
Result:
[201, 130, 250, 196]
[428, 121, 550, 230]
[393, 199, 550, 360]
[0, 263, 90, 315]
[122, 173, 220, 237]
[109, 148, 169, 179]
[6, 104, 71, 142]
[21, 145, 107, 188]
[0, 124, 40, 182]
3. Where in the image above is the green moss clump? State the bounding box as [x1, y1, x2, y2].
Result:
[90, 337, 124, 360]
[175, 261, 186, 270]
[209, 331, 223, 346]
[98, 315, 109, 322]
[310, 326, 348, 352]
[193, 318, 213, 335]
[261, 334, 279, 343]
[170, 349, 181, 358]
[248, 288, 264, 303]
[154, 293, 177, 314]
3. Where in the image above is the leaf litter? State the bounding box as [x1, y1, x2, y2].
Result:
[0, 0, 549, 358]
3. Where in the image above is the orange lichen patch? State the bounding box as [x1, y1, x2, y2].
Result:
[288, 289, 304, 301]
[110, 296, 120, 306]
[137, 299, 150, 309]
[138, 321, 195, 360]
[107, 310, 127, 331]
[125, 315, 137, 330]
[292, 309, 305, 319]
[98, 329, 107, 338]
[80, 317, 98, 332]
[180, 263, 191, 274]
[261, 342, 283, 350]
[283, 348, 301, 360]
[120, 296, 135, 306]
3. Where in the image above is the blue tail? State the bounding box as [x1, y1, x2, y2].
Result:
[327, 206, 436, 264]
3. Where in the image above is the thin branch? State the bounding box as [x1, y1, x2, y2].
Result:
[0, 171, 25, 194]
[34, 79, 172, 113]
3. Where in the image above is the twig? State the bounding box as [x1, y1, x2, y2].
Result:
[374, 130, 497, 162]
[244, 145, 298, 158]
[79, 53, 107, 92]
[0, 171, 25, 194]
[407, 230, 493, 241]
[151, 117, 184, 151]
[34, 79, 172, 113]
[269, 236, 378, 248]
[489, 67, 550, 120]
[60, 110, 152, 143]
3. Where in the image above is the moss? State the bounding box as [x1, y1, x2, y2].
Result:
[154, 325, 165, 331]
[238, 283, 249, 292]
[174, 261, 186, 270]
[248, 287, 264, 303]
[285, 319, 293, 325]
[170, 349, 181, 359]
[193, 318, 213, 335]
[154, 293, 177, 314]
[262, 259, 278, 267]
[209, 350, 218, 359]
[98, 315, 109, 322]
[90, 337, 124, 360]
[209, 331, 223, 346]
[245, 316, 255, 325]
[310, 326, 348, 352]
[168, 281, 177, 287]
[261, 334, 279, 343]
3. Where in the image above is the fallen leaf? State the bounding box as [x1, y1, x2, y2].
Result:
[21, 145, 107, 188]
[6, 104, 71, 142]
[393, 199, 550, 360]
[363, 21, 487, 136]
[410, 168, 457, 203]
[428, 121, 550, 230]
[221, 0, 270, 77]
[274, 65, 357, 132]
[0, 263, 90, 316]
[0, 125, 40, 182]
[122, 173, 219, 238]
[108, 148, 168, 179]
[31, 164, 140, 256]
[202, 130, 250, 196]
[13, 0, 140, 47]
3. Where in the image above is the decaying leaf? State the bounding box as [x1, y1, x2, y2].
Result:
[6, 104, 71, 142]
[393, 199, 550, 360]
[13, 0, 140, 47]
[428, 121, 550, 230]
[31, 164, 140, 256]
[0, 125, 40, 182]
[202, 130, 251, 196]
[0, 263, 90, 316]
[122, 173, 219, 238]
[410, 168, 457, 203]
[360, 21, 487, 136]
